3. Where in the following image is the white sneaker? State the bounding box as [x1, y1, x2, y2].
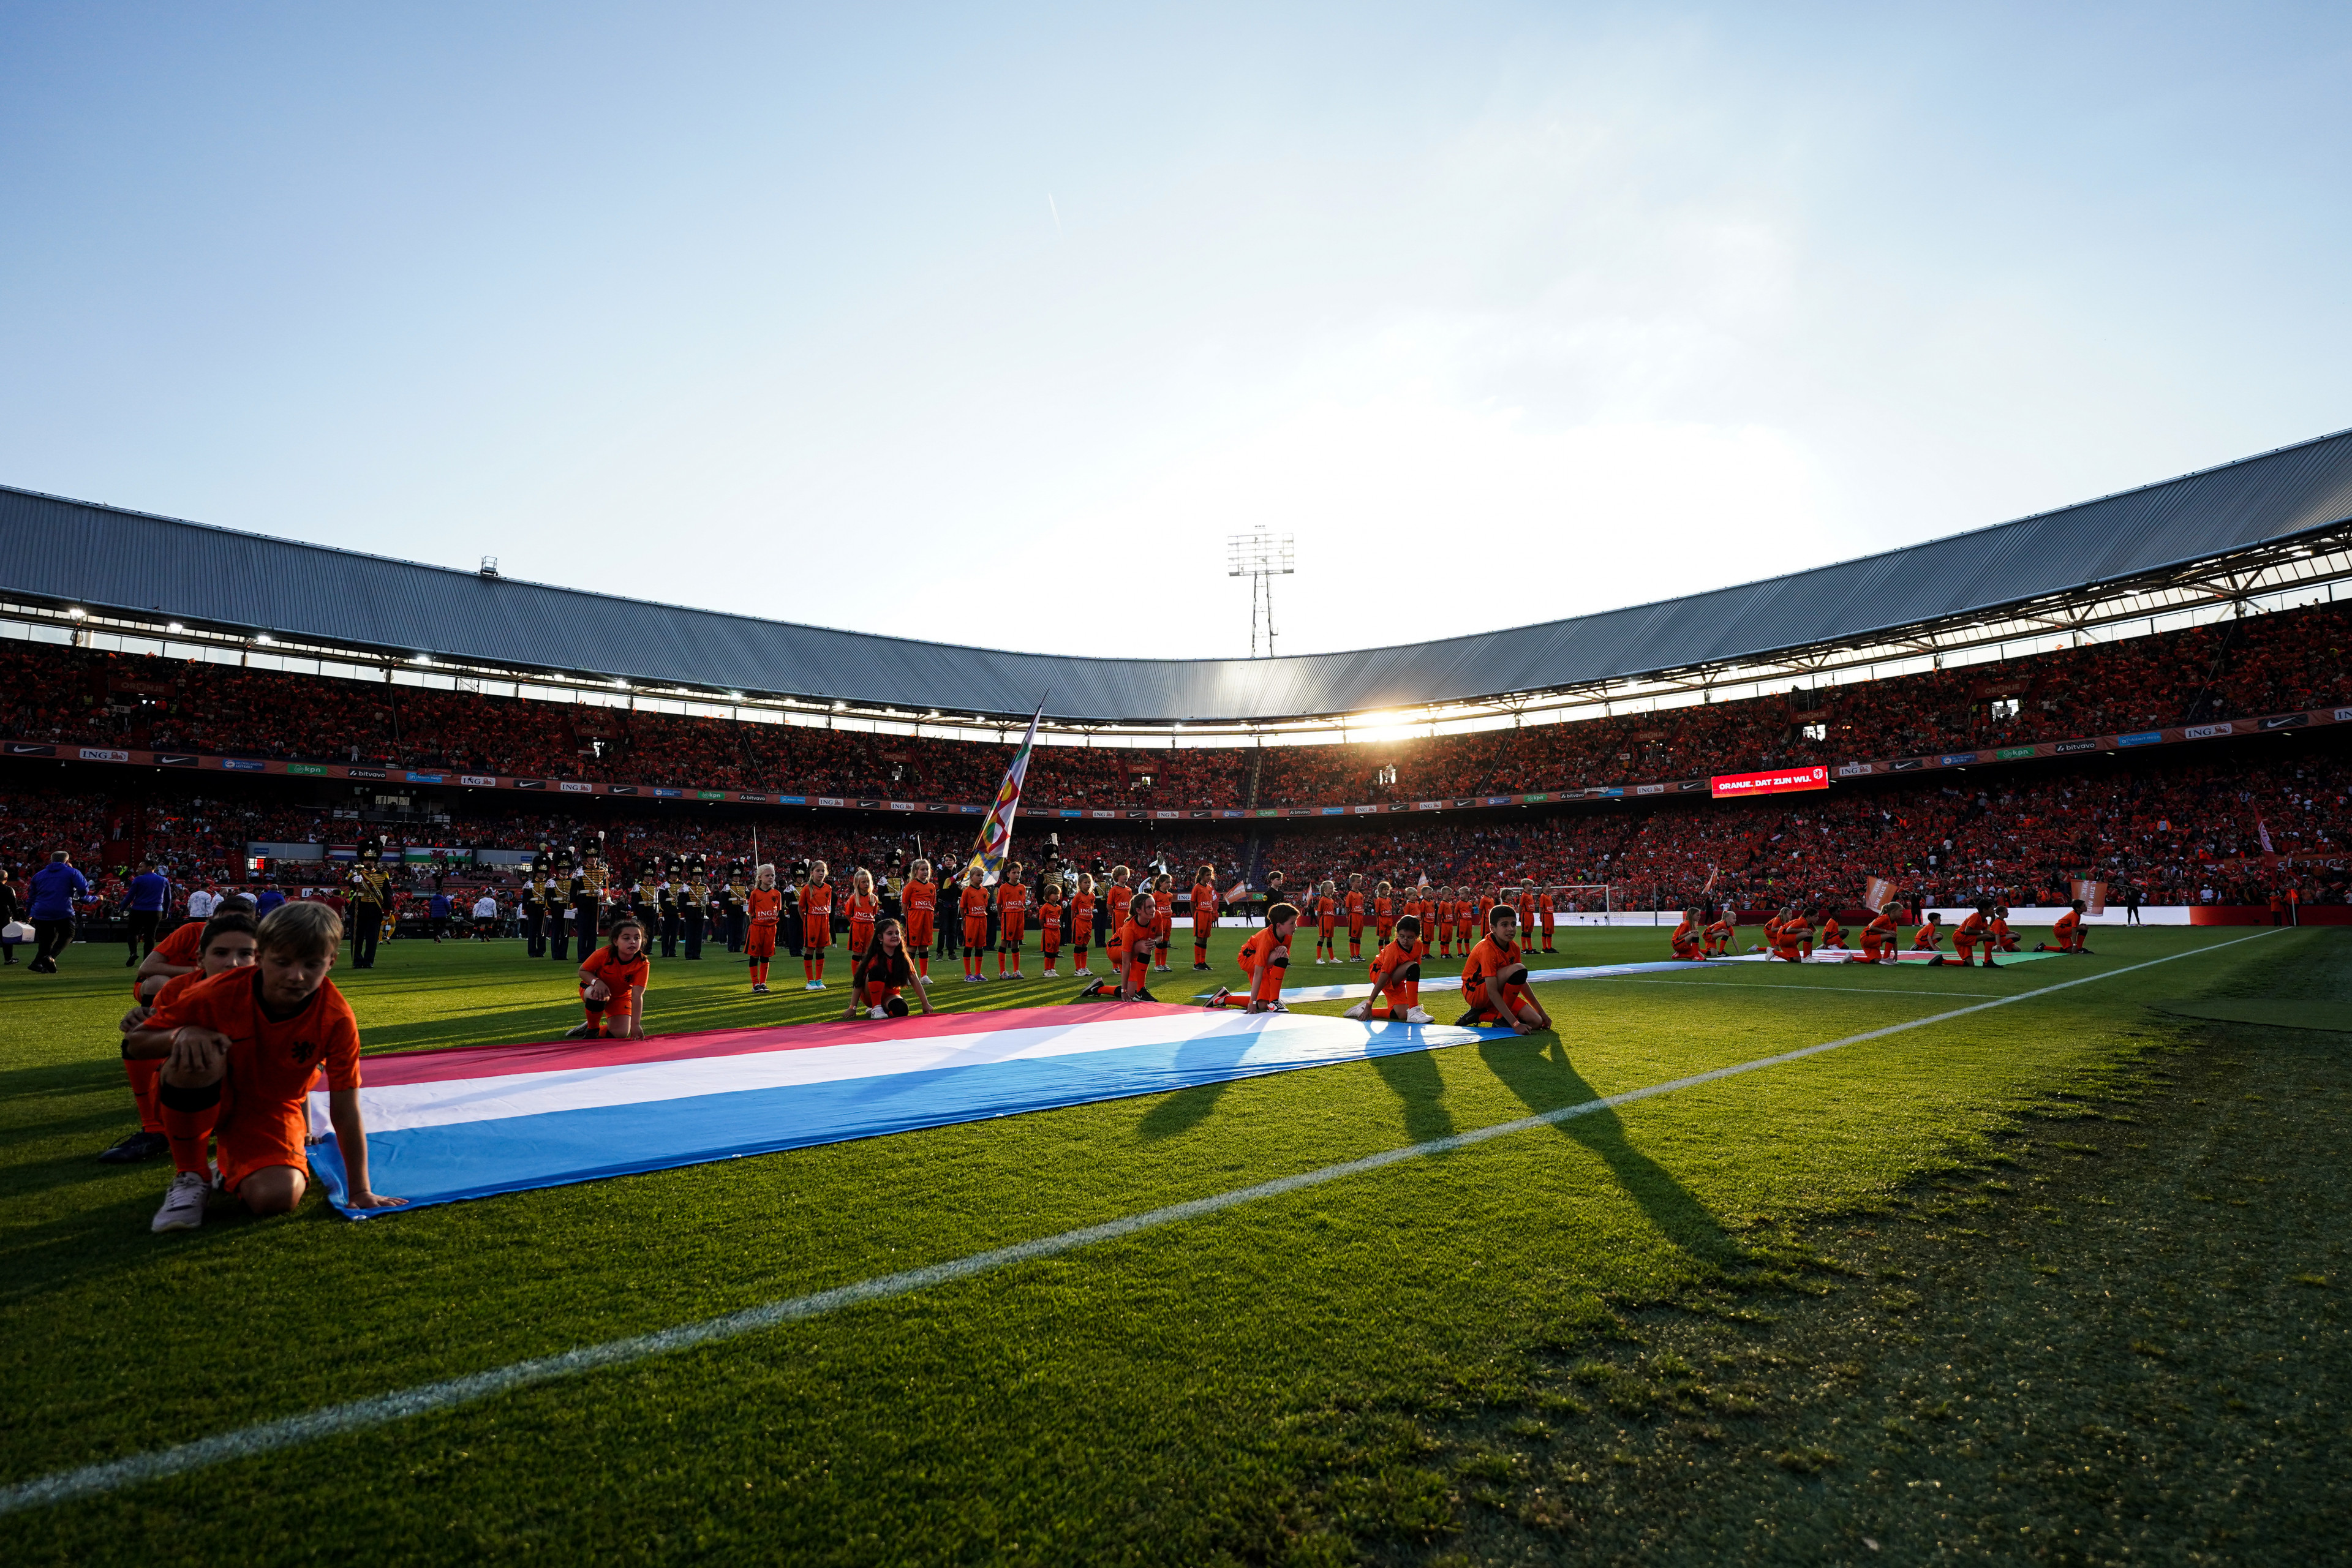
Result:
[1074, 967, 1091, 977]
[804, 981, 823, 991]
[1341, 1000, 1370, 1020]
[1404, 1006, 1434, 1024]
[1042, 968, 1058, 978]
[868, 1006, 887, 1020]
[153, 1171, 209, 1232]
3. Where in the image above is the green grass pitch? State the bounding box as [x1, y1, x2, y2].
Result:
[2, 921, 2346, 1563]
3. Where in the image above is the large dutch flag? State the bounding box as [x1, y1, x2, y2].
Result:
[305, 1004, 1505, 1217]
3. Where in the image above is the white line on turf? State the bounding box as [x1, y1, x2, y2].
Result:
[0, 929, 2282, 1516]
[1590, 979, 2002, 998]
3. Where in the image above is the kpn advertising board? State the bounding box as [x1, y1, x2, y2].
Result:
[1709, 764, 1830, 800]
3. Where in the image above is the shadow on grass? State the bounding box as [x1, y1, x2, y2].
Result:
[1477, 1033, 1741, 1267]
[1372, 1047, 1456, 1143]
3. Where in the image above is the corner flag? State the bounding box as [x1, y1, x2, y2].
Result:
[962, 701, 1046, 886]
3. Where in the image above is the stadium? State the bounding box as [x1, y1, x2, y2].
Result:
[7, 13, 2352, 1564]
[4, 426, 2350, 1561]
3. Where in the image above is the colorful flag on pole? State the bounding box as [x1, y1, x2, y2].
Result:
[962, 701, 1046, 886]
[2256, 813, 2275, 858]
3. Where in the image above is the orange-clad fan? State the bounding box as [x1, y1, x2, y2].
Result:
[124, 901, 403, 1231]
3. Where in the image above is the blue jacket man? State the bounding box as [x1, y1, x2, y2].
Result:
[27, 853, 90, 973]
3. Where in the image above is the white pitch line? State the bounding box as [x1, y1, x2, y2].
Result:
[1589, 978, 2003, 998]
[0, 929, 2281, 1517]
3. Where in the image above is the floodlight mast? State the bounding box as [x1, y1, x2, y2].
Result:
[1225, 531, 1295, 658]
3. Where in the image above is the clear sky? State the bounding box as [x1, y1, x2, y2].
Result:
[3, 3, 2347, 661]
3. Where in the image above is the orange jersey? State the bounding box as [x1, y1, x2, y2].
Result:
[1368, 938, 1415, 997]
[959, 885, 990, 920]
[1344, 891, 1365, 925]
[1192, 883, 1218, 925]
[996, 884, 1028, 923]
[1107, 885, 1133, 927]
[1672, 919, 1700, 955]
[581, 943, 652, 997]
[846, 890, 879, 937]
[1037, 901, 1061, 945]
[1819, 918, 1845, 946]
[1864, 913, 1898, 945]
[1912, 922, 1945, 949]
[147, 967, 363, 1102]
[801, 883, 833, 919]
[154, 920, 206, 969]
[1316, 895, 1336, 923]
[2053, 911, 2081, 939]
[747, 888, 783, 927]
[1374, 896, 1392, 924]
[1236, 927, 1286, 1001]
[1956, 912, 1989, 944]
[1072, 891, 1096, 936]
[1437, 900, 1456, 927]
[1459, 934, 1525, 1005]
[902, 880, 937, 921]
[1117, 918, 1156, 975]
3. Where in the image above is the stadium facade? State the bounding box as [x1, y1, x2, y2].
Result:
[4, 429, 2351, 739]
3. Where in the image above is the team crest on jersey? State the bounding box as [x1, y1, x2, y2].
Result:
[290, 1038, 318, 1064]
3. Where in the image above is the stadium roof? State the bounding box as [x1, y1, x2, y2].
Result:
[6, 429, 2352, 725]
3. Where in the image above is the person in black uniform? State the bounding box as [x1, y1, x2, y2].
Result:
[568, 846, 608, 962]
[656, 858, 681, 959]
[785, 861, 807, 959]
[683, 856, 709, 960]
[719, 862, 747, 954]
[349, 840, 390, 970]
[521, 845, 552, 958]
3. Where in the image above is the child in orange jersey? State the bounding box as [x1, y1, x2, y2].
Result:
[1991, 905, 2019, 952]
[1817, 910, 1847, 951]
[1537, 886, 1558, 953]
[1434, 889, 1457, 959]
[1151, 873, 1177, 972]
[1313, 880, 1339, 963]
[845, 869, 880, 967]
[1077, 891, 1162, 1002]
[116, 911, 260, 1145]
[1954, 899, 1998, 969]
[843, 917, 935, 1020]
[1860, 903, 1899, 963]
[2041, 899, 2092, 954]
[102, 894, 258, 1163]
[1703, 908, 1734, 956]
[1373, 880, 1395, 949]
[1344, 915, 1431, 1023]
[1671, 907, 1705, 960]
[1912, 911, 1947, 962]
[1190, 864, 1219, 970]
[1104, 866, 1134, 978]
[1515, 883, 1537, 946]
[126, 901, 403, 1231]
[901, 858, 938, 981]
[800, 861, 835, 990]
[1070, 871, 1098, 976]
[995, 864, 1029, 979]
[571, 915, 652, 1038]
[1458, 905, 1551, 1035]
[744, 863, 783, 993]
[1343, 873, 1367, 962]
[1208, 902, 1298, 1013]
[1773, 907, 1814, 963]
[1038, 880, 1064, 978]
[958, 865, 992, 981]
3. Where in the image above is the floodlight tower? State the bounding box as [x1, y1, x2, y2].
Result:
[1226, 531, 1295, 658]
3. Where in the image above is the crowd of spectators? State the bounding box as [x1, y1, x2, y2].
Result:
[3, 599, 2344, 809]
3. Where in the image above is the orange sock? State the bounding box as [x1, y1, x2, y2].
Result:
[814, 956, 826, 981]
[125, 1057, 165, 1134]
[916, 953, 929, 979]
[159, 1095, 217, 1177]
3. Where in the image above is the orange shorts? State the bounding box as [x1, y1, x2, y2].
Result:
[1458, 981, 1534, 1022]
[905, 915, 934, 949]
[962, 916, 988, 949]
[1000, 918, 1025, 948]
[219, 1081, 309, 1193]
[801, 917, 831, 950]
[747, 924, 778, 959]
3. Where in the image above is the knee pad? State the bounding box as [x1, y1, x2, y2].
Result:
[1502, 965, 1529, 986]
[1401, 962, 1421, 982]
[158, 1076, 222, 1112]
[1268, 956, 1288, 970]
[884, 997, 910, 1018]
